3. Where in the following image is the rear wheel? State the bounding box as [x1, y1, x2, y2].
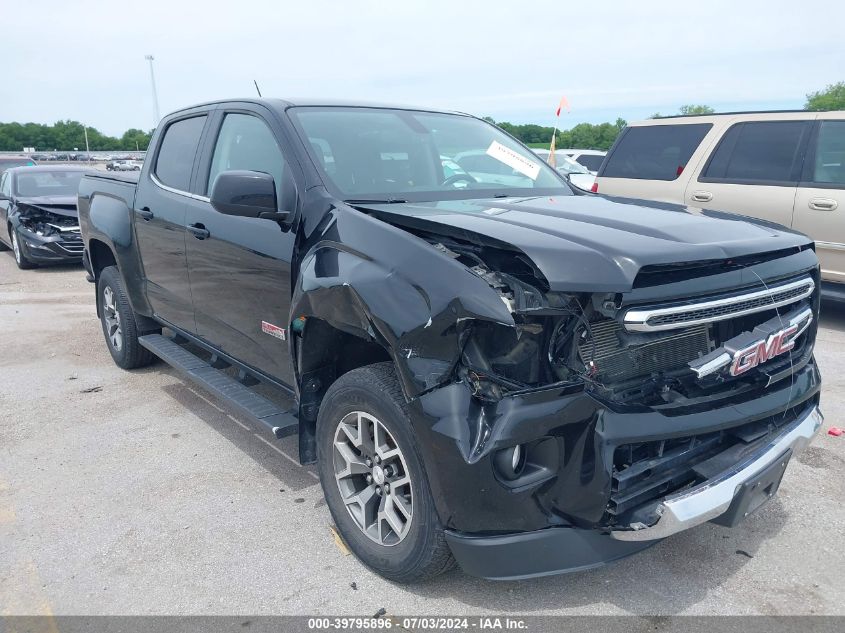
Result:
[98, 266, 157, 369]
[10, 227, 36, 269]
[316, 362, 455, 583]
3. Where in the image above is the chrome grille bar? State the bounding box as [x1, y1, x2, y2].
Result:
[624, 277, 815, 333]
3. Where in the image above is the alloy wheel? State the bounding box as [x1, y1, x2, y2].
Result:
[333, 411, 413, 546]
[11, 230, 21, 264]
[102, 286, 123, 352]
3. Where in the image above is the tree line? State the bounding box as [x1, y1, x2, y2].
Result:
[484, 116, 627, 151]
[1, 83, 842, 153]
[0, 120, 152, 152]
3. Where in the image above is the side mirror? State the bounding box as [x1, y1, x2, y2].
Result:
[210, 170, 288, 221]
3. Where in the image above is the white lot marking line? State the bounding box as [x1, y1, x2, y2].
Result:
[255, 435, 320, 480]
[0, 478, 59, 631]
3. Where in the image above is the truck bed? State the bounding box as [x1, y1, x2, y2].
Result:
[85, 171, 141, 185]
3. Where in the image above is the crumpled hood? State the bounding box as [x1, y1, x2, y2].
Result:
[16, 195, 78, 218]
[360, 195, 813, 293]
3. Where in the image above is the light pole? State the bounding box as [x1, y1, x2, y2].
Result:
[145, 55, 161, 126]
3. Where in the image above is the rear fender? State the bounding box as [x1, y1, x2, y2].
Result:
[79, 183, 152, 317]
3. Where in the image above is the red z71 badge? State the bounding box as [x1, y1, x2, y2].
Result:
[261, 321, 286, 341]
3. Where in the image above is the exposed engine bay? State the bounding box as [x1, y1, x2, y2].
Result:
[16, 205, 80, 237]
[407, 227, 816, 410]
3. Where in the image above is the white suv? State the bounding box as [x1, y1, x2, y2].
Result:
[594, 111, 845, 298]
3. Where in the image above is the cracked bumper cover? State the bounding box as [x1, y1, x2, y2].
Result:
[610, 403, 823, 541]
[17, 228, 83, 263]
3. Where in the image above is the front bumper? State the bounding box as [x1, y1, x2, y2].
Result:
[610, 403, 823, 541]
[445, 525, 658, 581]
[16, 226, 84, 263]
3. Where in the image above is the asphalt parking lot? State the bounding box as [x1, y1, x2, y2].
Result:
[1, 253, 844, 617]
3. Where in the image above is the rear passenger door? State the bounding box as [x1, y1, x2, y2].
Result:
[184, 105, 299, 385]
[688, 120, 812, 228]
[135, 112, 209, 330]
[793, 118, 845, 285]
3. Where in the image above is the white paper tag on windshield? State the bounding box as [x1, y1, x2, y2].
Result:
[485, 140, 541, 180]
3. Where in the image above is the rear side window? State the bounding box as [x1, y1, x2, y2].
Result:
[575, 154, 604, 171]
[701, 121, 810, 184]
[600, 124, 711, 181]
[154, 115, 206, 191]
[811, 121, 845, 186]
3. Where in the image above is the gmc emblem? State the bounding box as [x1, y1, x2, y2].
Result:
[730, 323, 800, 376]
[688, 307, 814, 380]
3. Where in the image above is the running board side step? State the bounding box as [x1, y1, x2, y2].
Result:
[139, 333, 299, 439]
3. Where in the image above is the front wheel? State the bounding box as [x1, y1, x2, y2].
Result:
[10, 227, 36, 269]
[316, 362, 455, 583]
[98, 266, 157, 369]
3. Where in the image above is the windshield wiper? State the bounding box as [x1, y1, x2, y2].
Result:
[344, 198, 407, 205]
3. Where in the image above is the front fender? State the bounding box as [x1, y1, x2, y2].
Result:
[291, 203, 514, 400]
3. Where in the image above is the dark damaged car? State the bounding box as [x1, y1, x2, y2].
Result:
[0, 166, 89, 269]
[78, 99, 823, 582]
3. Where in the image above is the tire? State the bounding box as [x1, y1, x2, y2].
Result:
[316, 362, 455, 583]
[10, 226, 36, 269]
[97, 265, 157, 369]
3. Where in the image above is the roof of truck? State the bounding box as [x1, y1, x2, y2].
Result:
[166, 97, 468, 117]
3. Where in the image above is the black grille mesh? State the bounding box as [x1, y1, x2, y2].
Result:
[579, 320, 711, 383]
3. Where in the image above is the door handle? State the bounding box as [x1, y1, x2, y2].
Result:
[187, 223, 210, 240]
[809, 198, 838, 211]
[691, 191, 713, 203]
[137, 207, 154, 221]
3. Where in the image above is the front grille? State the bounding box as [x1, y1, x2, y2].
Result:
[57, 231, 83, 254]
[624, 277, 815, 332]
[579, 320, 711, 384]
[608, 400, 814, 521]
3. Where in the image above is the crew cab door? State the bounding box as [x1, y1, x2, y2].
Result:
[686, 119, 812, 228]
[184, 106, 299, 385]
[134, 112, 209, 329]
[793, 118, 845, 285]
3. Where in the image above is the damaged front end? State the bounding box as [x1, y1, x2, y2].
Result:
[295, 200, 822, 577]
[12, 202, 84, 262]
[398, 226, 821, 552]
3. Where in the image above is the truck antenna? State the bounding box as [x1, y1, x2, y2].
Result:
[254, 80, 262, 97]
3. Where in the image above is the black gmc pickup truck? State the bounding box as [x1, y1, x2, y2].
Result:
[78, 98, 823, 582]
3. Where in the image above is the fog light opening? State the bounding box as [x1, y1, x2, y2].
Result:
[495, 444, 527, 481]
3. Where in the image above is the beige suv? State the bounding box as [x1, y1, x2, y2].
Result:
[594, 111, 845, 298]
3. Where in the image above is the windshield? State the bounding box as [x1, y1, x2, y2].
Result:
[290, 107, 571, 202]
[14, 171, 85, 197]
[0, 158, 36, 174]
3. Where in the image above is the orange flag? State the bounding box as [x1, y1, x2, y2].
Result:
[555, 96, 570, 117]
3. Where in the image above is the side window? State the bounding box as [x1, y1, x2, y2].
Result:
[811, 121, 845, 186]
[0, 173, 9, 196]
[600, 123, 712, 181]
[154, 115, 207, 191]
[575, 154, 605, 172]
[207, 113, 287, 206]
[702, 121, 810, 184]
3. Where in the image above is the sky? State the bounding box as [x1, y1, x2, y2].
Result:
[2, 0, 843, 136]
